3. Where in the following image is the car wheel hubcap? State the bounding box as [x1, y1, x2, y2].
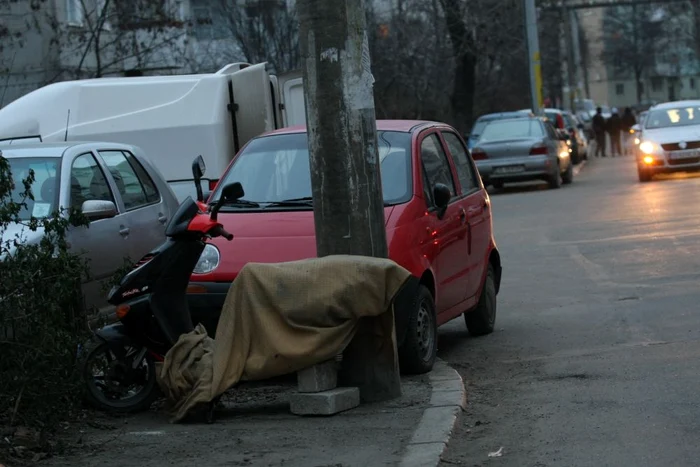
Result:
[416, 301, 435, 362]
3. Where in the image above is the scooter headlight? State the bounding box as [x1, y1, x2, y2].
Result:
[193, 244, 220, 274]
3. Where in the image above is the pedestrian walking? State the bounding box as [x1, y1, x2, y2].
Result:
[592, 107, 607, 157]
[621, 107, 637, 156]
[607, 108, 622, 157]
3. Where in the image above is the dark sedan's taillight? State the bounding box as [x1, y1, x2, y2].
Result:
[471, 148, 488, 160]
[529, 143, 548, 156]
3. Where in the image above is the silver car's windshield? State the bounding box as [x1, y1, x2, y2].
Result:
[215, 131, 413, 207]
[645, 106, 700, 130]
[479, 120, 545, 142]
[5, 157, 60, 220]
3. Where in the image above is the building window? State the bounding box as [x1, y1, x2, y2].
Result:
[651, 77, 663, 92]
[616, 83, 624, 96]
[691, 78, 696, 90]
[65, 0, 84, 25]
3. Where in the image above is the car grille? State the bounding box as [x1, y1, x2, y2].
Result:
[668, 157, 700, 166]
[661, 141, 700, 151]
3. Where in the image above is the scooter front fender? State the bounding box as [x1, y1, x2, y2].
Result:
[94, 323, 132, 359]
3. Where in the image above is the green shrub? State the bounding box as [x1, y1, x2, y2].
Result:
[0, 153, 90, 433]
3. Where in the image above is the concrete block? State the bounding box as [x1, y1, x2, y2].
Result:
[429, 389, 466, 410]
[289, 387, 360, 416]
[297, 360, 338, 393]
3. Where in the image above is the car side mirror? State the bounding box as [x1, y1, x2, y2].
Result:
[631, 124, 641, 132]
[192, 155, 206, 202]
[81, 200, 117, 221]
[433, 183, 451, 217]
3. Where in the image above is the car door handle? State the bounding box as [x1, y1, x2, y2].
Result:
[119, 226, 130, 237]
[158, 213, 167, 224]
[459, 208, 466, 224]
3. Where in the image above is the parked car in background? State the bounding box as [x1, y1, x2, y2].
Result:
[0, 141, 179, 312]
[636, 100, 700, 182]
[471, 116, 573, 189]
[519, 108, 586, 164]
[466, 111, 533, 149]
[576, 110, 594, 139]
[186, 120, 503, 375]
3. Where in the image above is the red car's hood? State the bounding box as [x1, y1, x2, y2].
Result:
[193, 206, 396, 282]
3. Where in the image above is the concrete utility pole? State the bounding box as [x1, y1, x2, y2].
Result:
[297, 0, 401, 403]
[569, 8, 585, 100]
[525, 0, 544, 115]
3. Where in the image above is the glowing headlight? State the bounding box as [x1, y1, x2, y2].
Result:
[193, 244, 220, 274]
[639, 141, 657, 155]
[643, 156, 654, 165]
[634, 137, 640, 145]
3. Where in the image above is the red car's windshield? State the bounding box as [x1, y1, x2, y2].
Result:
[214, 131, 413, 208]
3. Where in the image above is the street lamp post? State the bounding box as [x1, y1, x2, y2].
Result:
[525, 0, 544, 115]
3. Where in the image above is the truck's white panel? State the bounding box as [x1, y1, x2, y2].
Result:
[0, 73, 236, 185]
[278, 70, 306, 127]
[229, 62, 275, 148]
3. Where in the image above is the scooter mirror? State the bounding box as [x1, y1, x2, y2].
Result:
[222, 182, 244, 201]
[192, 155, 206, 202]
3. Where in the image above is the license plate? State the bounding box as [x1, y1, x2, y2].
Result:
[494, 165, 525, 174]
[668, 149, 700, 160]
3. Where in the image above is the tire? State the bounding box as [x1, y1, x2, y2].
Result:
[398, 285, 438, 375]
[562, 161, 574, 185]
[571, 146, 580, 165]
[638, 166, 652, 182]
[548, 164, 562, 189]
[464, 264, 497, 336]
[492, 180, 504, 190]
[83, 341, 160, 413]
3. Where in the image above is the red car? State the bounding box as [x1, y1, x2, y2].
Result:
[187, 120, 502, 374]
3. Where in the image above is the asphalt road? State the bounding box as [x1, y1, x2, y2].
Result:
[438, 155, 700, 467]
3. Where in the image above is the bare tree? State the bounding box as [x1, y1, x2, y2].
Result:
[198, 0, 300, 74]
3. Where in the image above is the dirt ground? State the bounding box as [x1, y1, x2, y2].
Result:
[36, 374, 430, 467]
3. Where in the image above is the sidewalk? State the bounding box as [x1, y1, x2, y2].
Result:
[41, 360, 464, 467]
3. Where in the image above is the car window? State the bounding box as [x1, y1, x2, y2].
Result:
[125, 152, 160, 203]
[480, 119, 545, 142]
[99, 150, 159, 210]
[420, 133, 456, 205]
[6, 156, 60, 220]
[441, 131, 478, 193]
[70, 153, 115, 211]
[213, 131, 412, 207]
[544, 122, 557, 140]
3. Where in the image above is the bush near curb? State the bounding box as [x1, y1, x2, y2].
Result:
[0, 154, 90, 458]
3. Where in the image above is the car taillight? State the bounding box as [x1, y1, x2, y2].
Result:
[208, 179, 218, 191]
[133, 253, 155, 270]
[471, 148, 488, 160]
[529, 144, 548, 156]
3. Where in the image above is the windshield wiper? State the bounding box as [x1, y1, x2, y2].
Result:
[221, 198, 260, 208]
[262, 197, 314, 207]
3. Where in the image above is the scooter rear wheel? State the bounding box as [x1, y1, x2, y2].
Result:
[83, 341, 160, 413]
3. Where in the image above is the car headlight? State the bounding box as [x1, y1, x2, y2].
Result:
[639, 141, 657, 155]
[193, 244, 220, 274]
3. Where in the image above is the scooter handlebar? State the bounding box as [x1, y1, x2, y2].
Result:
[209, 225, 234, 241]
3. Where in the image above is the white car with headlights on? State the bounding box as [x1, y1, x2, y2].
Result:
[637, 100, 700, 182]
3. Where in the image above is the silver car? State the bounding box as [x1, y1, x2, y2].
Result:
[472, 117, 574, 190]
[0, 141, 179, 312]
[636, 100, 700, 182]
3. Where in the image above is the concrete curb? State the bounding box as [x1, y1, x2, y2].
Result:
[573, 159, 588, 177]
[399, 358, 466, 467]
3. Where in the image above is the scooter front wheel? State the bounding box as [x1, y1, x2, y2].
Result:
[83, 341, 160, 413]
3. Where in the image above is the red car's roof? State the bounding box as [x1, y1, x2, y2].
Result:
[264, 120, 443, 136]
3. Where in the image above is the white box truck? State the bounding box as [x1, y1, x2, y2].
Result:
[0, 62, 306, 200]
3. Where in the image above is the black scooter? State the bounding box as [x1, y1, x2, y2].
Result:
[82, 156, 242, 413]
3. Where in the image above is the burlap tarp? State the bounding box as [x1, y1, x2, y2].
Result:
[156, 254, 412, 422]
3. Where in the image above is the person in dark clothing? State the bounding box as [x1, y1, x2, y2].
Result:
[592, 107, 607, 157]
[607, 108, 622, 157]
[621, 107, 637, 155]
